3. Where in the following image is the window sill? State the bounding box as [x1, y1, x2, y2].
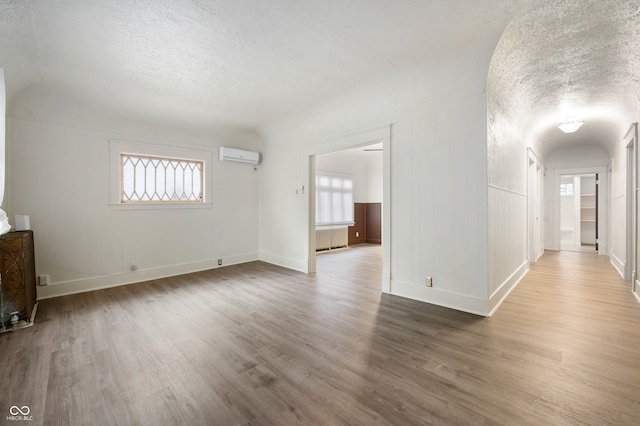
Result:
[315, 222, 355, 228]
[109, 202, 213, 211]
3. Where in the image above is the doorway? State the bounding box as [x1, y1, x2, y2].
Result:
[559, 174, 598, 253]
[307, 126, 391, 292]
[553, 167, 607, 255]
[314, 143, 383, 250]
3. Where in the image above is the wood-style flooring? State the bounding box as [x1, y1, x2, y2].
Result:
[1, 245, 639, 425]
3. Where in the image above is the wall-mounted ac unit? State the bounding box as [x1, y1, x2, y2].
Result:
[218, 146, 260, 165]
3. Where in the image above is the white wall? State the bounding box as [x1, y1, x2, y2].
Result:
[259, 42, 495, 315]
[487, 186, 527, 312]
[610, 126, 633, 277]
[486, 128, 529, 314]
[486, 51, 531, 315]
[6, 87, 261, 298]
[389, 96, 488, 314]
[545, 145, 610, 170]
[365, 152, 383, 203]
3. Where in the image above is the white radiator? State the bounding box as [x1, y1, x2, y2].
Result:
[316, 226, 348, 251]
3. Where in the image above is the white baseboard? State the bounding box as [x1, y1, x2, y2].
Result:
[610, 252, 625, 278]
[390, 280, 488, 317]
[37, 252, 259, 300]
[488, 260, 529, 317]
[259, 252, 308, 273]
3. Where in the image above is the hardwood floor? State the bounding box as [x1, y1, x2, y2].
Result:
[1, 245, 639, 425]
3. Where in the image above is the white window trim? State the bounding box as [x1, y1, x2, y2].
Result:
[110, 140, 213, 210]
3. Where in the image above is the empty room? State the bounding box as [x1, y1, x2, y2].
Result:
[1, 1, 640, 425]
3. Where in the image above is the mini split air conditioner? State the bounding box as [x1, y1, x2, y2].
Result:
[218, 146, 260, 166]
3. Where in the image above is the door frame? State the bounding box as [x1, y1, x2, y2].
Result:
[527, 148, 543, 262]
[553, 167, 608, 253]
[623, 123, 638, 287]
[307, 126, 392, 293]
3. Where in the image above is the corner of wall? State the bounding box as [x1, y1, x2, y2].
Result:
[488, 259, 529, 316]
[259, 252, 308, 274]
[390, 280, 490, 317]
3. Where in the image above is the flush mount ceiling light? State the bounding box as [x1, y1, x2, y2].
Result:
[558, 119, 584, 133]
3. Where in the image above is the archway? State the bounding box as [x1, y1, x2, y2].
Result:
[486, 1, 640, 305]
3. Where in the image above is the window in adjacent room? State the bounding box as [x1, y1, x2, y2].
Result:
[315, 171, 354, 225]
[120, 154, 203, 203]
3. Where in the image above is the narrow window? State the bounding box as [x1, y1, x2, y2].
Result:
[121, 154, 203, 203]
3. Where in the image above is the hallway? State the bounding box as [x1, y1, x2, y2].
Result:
[489, 250, 640, 424]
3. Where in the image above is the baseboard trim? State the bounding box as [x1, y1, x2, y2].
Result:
[610, 252, 625, 278]
[488, 260, 529, 317]
[390, 280, 488, 317]
[37, 252, 259, 300]
[259, 252, 308, 273]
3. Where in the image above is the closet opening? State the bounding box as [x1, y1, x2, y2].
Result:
[559, 173, 598, 253]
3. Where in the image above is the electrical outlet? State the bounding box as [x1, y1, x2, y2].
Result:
[426, 276, 433, 287]
[130, 262, 137, 272]
[218, 259, 223, 266]
[356, 232, 359, 237]
[38, 275, 49, 286]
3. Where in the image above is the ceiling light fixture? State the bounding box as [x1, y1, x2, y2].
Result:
[558, 119, 584, 134]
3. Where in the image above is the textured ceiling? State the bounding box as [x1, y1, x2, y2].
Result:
[488, 0, 640, 160]
[0, 0, 523, 130]
[1, 0, 638, 156]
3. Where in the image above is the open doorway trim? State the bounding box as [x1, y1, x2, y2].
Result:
[306, 126, 392, 293]
[552, 167, 608, 254]
[623, 123, 638, 292]
[527, 148, 543, 263]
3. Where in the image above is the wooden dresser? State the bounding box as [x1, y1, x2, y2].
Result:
[0, 230, 36, 327]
